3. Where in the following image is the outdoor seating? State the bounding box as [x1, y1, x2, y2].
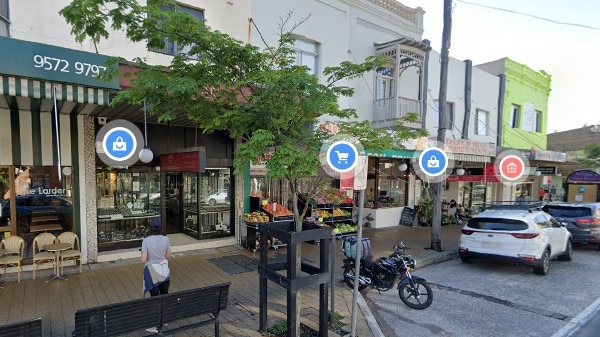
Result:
[32, 232, 57, 279]
[0, 236, 25, 282]
[56, 231, 82, 274]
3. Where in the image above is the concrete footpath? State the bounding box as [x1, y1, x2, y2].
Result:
[0, 225, 462, 336]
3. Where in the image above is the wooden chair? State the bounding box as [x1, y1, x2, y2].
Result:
[57, 231, 82, 274]
[0, 236, 25, 282]
[32, 232, 57, 279]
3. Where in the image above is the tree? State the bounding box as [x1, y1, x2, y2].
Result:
[60, 0, 427, 228]
[60, 1, 428, 334]
[577, 143, 600, 168]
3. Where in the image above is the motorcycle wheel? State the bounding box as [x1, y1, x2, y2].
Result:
[343, 263, 367, 291]
[398, 279, 433, 310]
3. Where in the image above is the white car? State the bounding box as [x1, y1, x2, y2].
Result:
[459, 202, 573, 275]
[203, 189, 229, 205]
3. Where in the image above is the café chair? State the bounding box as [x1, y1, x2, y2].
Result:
[0, 236, 25, 282]
[57, 231, 82, 274]
[32, 232, 57, 279]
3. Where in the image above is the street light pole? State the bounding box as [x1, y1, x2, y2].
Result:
[430, 0, 453, 251]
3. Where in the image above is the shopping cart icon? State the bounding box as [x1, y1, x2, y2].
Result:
[335, 150, 349, 164]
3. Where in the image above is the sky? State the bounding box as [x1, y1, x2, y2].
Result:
[399, 0, 600, 133]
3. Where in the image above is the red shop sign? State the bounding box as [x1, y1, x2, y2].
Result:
[159, 151, 205, 172]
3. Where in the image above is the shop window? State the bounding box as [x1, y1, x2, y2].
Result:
[475, 109, 489, 136]
[293, 38, 319, 75]
[148, 4, 204, 57]
[0, 166, 74, 255]
[375, 66, 394, 100]
[96, 167, 161, 248]
[0, 0, 8, 37]
[365, 158, 408, 208]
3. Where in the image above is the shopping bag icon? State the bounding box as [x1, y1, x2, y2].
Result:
[112, 137, 127, 151]
[427, 155, 439, 168]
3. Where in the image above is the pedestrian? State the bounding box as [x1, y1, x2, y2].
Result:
[538, 188, 547, 201]
[141, 218, 172, 297]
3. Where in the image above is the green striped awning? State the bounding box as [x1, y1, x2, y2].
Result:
[361, 149, 420, 158]
[1, 75, 111, 106]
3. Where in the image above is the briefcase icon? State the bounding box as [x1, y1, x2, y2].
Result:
[427, 155, 439, 168]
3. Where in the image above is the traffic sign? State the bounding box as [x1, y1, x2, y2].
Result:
[326, 141, 358, 173]
[499, 155, 525, 181]
[418, 147, 448, 177]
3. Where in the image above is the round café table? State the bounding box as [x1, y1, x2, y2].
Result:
[43, 243, 72, 282]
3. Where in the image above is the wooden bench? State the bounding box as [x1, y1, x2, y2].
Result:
[0, 317, 42, 337]
[72, 282, 230, 337]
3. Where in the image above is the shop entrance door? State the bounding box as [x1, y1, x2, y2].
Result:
[165, 173, 183, 234]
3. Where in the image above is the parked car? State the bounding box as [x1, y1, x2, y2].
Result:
[202, 189, 229, 205]
[459, 202, 573, 275]
[542, 202, 600, 246]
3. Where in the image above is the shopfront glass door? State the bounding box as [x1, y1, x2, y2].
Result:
[165, 173, 183, 234]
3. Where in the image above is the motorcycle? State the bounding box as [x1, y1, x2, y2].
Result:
[342, 241, 433, 310]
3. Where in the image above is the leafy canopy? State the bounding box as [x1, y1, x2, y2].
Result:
[60, 0, 428, 222]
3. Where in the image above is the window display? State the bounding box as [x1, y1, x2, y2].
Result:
[96, 167, 160, 249]
[365, 158, 408, 208]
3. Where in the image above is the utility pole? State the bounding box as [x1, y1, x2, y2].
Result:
[431, 0, 452, 251]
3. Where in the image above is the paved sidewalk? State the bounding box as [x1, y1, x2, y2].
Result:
[0, 224, 462, 336]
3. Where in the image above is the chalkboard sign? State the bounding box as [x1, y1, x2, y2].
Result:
[399, 207, 416, 226]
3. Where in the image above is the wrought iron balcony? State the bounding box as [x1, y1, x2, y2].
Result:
[372, 96, 422, 129]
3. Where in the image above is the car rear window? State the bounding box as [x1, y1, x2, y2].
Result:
[544, 206, 592, 218]
[466, 217, 528, 231]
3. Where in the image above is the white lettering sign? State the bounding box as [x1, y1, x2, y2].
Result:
[33, 54, 107, 77]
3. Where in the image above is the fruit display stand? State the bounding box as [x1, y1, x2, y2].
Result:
[244, 202, 293, 251]
[298, 194, 356, 241]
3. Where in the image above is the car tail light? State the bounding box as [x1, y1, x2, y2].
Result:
[575, 217, 600, 226]
[461, 229, 474, 235]
[511, 233, 539, 239]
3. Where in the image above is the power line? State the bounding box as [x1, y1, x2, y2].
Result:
[457, 0, 600, 30]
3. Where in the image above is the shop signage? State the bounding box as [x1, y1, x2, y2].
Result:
[0, 36, 119, 89]
[567, 170, 600, 183]
[537, 166, 556, 175]
[446, 175, 502, 183]
[159, 151, 206, 173]
[534, 150, 567, 162]
[418, 137, 495, 157]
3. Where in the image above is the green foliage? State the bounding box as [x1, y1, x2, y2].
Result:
[267, 321, 287, 336]
[60, 0, 428, 228]
[577, 143, 600, 168]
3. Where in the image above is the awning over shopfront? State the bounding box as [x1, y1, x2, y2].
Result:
[361, 149, 419, 159]
[1, 75, 111, 106]
[447, 153, 491, 163]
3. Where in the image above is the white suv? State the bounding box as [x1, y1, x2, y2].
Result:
[459, 202, 573, 275]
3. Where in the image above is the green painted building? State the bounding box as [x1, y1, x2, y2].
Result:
[477, 58, 552, 150]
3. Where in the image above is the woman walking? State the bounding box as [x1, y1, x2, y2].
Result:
[141, 218, 172, 297]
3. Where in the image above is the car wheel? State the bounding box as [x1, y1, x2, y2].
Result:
[558, 240, 573, 261]
[533, 250, 550, 275]
[459, 253, 471, 263]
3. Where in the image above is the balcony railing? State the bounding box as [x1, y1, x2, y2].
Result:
[373, 97, 422, 128]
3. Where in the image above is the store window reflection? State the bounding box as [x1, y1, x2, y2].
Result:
[366, 158, 408, 208]
[0, 166, 74, 256]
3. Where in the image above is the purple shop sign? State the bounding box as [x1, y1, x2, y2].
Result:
[567, 170, 600, 183]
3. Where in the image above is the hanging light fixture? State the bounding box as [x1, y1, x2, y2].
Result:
[398, 162, 408, 172]
[534, 167, 542, 176]
[456, 167, 465, 176]
[139, 100, 154, 163]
